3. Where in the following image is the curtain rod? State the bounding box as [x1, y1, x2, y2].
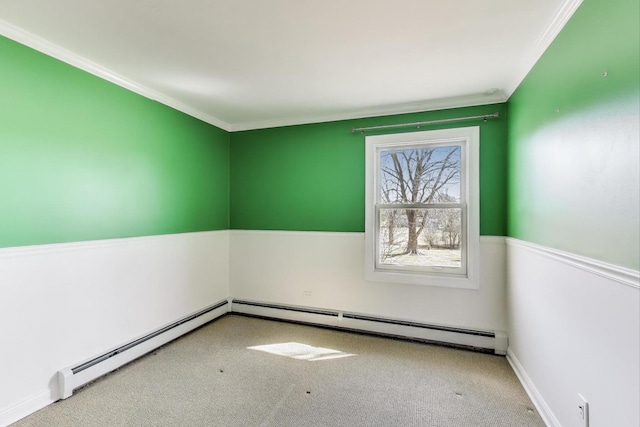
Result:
[351, 112, 500, 133]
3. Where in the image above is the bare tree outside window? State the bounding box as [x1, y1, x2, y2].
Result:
[378, 145, 463, 268]
[366, 127, 478, 285]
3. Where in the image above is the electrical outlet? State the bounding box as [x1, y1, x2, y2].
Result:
[577, 394, 589, 427]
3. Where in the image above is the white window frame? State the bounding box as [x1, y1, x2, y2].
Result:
[365, 126, 480, 289]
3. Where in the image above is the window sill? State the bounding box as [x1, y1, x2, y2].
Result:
[365, 268, 479, 289]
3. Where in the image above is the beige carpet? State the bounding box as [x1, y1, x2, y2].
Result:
[13, 315, 545, 426]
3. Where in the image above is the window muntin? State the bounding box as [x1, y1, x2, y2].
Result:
[375, 142, 466, 274]
[365, 127, 479, 288]
[375, 141, 466, 275]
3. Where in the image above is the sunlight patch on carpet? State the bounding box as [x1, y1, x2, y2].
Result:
[247, 342, 356, 361]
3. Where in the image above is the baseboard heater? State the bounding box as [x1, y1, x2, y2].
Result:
[231, 299, 507, 355]
[57, 299, 229, 399]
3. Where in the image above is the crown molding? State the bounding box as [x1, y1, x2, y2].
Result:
[504, 0, 583, 97]
[1, 18, 505, 133]
[0, 18, 232, 132]
[229, 91, 508, 132]
[2, 0, 580, 134]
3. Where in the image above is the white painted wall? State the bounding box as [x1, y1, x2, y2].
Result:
[506, 238, 640, 427]
[230, 230, 506, 332]
[15, 228, 637, 426]
[0, 230, 230, 426]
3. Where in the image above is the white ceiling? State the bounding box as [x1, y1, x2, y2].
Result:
[0, 0, 581, 131]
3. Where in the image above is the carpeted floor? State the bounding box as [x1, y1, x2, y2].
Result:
[13, 315, 545, 426]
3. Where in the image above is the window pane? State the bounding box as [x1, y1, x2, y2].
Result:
[378, 208, 462, 269]
[379, 146, 461, 204]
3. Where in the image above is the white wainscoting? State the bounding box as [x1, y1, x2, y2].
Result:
[0, 230, 230, 426]
[506, 238, 639, 427]
[230, 230, 507, 333]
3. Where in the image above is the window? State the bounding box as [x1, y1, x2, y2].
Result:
[365, 127, 479, 288]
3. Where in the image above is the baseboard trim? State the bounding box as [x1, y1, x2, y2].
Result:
[58, 299, 229, 400]
[231, 299, 339, 317]
[1, 301, 230, 426]
[341, 312, 494, 337]
[506, 238, 639, 289]
[230, 299, 506, 354]
[506, 348, 560, 427]
[5, 299, 507, 425]
[230, 299, 340, 329]
[0, 388, 55, 427]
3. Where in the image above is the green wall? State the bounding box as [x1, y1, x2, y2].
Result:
[230, 104, 508, 235]
[0, 36, 230, 248]
[507, 0, 639, 269]
[1, 33, 507, 248]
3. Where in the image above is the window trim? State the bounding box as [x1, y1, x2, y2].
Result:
[364, 126, 480, 289]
